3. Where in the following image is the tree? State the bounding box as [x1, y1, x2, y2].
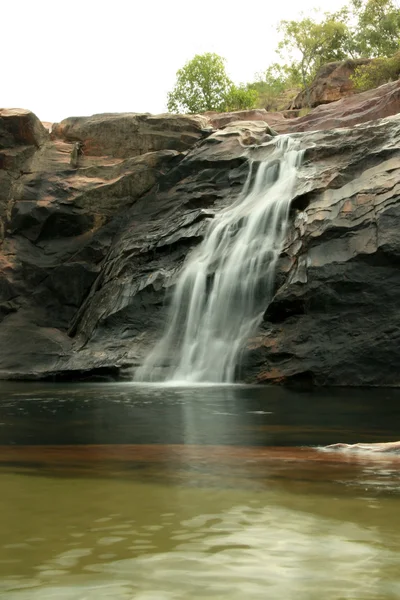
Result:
[167, 53, 232, 113]
[223, 84, 258, 112]
[248, 63, 301, 110]
[254, 0, 400, 108]
[278, 12, 350, 105]
[167, 53, 258, 114]
[352, 51, 400, 90]
[351, 0, 400, 57]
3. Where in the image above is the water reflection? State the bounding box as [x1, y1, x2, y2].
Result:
[1, 382, 400, 447]
[0, 383, 400, 599]
[0, 475, 399, 600]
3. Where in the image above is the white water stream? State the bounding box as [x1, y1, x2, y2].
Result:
[136, 136, 303, 383]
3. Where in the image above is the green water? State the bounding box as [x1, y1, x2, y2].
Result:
[0, 383, 399, 599]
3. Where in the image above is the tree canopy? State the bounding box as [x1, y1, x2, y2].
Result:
[167, 53, 258, 114]
[256, 0, 400, 106]
[351, 0, 400, 57]
[278, 12, 350, 93]
[167, 1, 400, 114]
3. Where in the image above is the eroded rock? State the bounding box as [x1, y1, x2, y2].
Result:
[51, 112, 210, 158]
[289, 58, 372, 109]
[277, 79, 400, 133]
[1, 97, 400, 384]
[0, 111, 201, 378]
[206, 109, 287, 131]
[244, 115, 400, 386]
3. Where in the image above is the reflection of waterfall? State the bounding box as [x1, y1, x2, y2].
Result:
[136, 137, 303, 383]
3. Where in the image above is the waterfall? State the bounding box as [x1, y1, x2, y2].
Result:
[135, 136, 303, 383]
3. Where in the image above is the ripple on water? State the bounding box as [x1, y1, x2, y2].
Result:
[3, 500, 399, 600]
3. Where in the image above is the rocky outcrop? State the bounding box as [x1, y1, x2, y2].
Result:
[205, 109, 286, 131]
[51, 112, 211, 158]
[1, 81, 400, 384]
[0, 109, 208, 378]
[290, 58, 372, 109]
[203, 80, 400, 135]
[0, 108, 49, 148]
[245, 115, 400, 386]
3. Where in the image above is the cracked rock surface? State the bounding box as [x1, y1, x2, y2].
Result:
[1, 91, 400, 384]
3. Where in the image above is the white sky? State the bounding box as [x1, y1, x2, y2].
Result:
[3, 0, 346, 123]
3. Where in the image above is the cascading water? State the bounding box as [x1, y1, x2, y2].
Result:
[135, 136, 303, 383]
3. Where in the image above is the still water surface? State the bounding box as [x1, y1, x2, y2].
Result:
[0, 383, 399, 599]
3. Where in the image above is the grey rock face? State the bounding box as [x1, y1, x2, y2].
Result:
[1, 103, 400, 386]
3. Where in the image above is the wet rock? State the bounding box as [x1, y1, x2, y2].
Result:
[2, 100, 400, 384]
[0, 110, 199, 378]
[244, 116, 400, 386]
[324, 442, 400, 454]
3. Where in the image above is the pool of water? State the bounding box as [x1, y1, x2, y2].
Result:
[0, 382, 399, 599]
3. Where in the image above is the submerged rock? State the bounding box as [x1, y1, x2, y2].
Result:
[324, 442, 400, 454]
[1, 86, 400, 384]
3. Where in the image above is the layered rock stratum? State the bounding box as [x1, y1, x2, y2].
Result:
[1, 79, 400, 384]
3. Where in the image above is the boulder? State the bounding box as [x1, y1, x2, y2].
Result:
[51, 112, 210, 158]
[289, 58, 372, 109]
[0, 108, 48, 149]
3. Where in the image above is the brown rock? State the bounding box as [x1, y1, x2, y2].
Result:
[0, 108, 48, 148]
[41, 121, 53, 132]
[0, 110, 206, 378]
[206, 108, 286, 130]
[290, 58, 372, 109]
[51, 112, 210, 158]
[2, 93, 400, 384]
[204, 80, 400, 137]
[275, 79, 400, 134]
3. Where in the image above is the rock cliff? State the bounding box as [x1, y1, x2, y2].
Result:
[1, 81, 400, 384]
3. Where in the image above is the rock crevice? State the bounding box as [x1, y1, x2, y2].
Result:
[1, 82, 400, 384]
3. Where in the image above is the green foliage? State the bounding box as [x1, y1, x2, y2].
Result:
[223, 84, 258, 112]
[167, 1, 400, 116]
[167, 53, 232, 113]
[272, 1, 400, 105]
[352, 52, 400, 90]
[278, 12, 350, 104]
[351, 0, 400, 57]
[248, 63, 300, 110]
[167, 53, 258, 114]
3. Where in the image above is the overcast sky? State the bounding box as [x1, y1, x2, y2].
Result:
[3, 0, 347, 123]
